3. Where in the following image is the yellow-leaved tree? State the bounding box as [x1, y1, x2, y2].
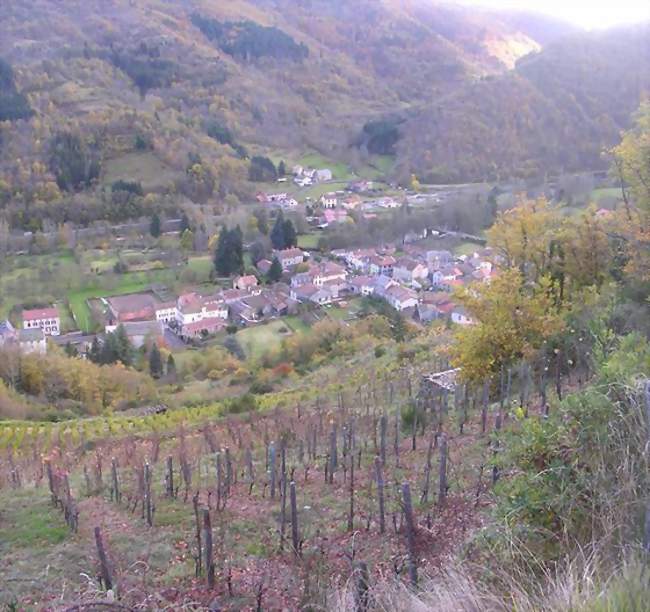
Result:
[451, 269, 565, 384]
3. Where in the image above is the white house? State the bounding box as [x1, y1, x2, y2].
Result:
[451, 306, 475, 326]
[155, 302, 177, 324]
[349, 276, 375, 296]
[320, 193, 338, 209]
[22, 307, 60, 337]
[384, 285, 418, 312]
[274, 248, 305, 270]
[393, 258, 429, 287]
[18, 328, 47, 355]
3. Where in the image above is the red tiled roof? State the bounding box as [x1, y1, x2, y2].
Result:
[23, 307, 58, 321]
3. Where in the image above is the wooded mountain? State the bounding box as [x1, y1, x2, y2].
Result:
[398, 23, 650, 182]
[0, 0, 646, 222]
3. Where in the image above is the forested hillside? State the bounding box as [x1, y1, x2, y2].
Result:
[399, 23, 650, 182]
[0, 0, 647, 228]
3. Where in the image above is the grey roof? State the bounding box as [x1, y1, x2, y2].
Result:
[19, 328, 45, 342]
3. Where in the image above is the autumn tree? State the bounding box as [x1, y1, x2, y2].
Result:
[451, 269, 565, 383]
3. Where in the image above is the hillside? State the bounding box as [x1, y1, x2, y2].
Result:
[398, 23, 650, 182]
[0, 0, 576, 229]
[0, 0, 647, 227]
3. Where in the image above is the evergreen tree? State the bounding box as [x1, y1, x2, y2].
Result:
[214, 226, 244, 276]
[89, 337, 102, 363]
[267, 256, 283, 283]
[166, 353, 177, 381]
[149, 344, 163, 379]
[283, 218, 297, 248]
[270, 212, 286, 250]
[150, 213, 162, 238]
[278, 160, 286, 176]
[114, 325, 134, 366]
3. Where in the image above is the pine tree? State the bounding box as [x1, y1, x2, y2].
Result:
[150, 213, 161, 238]
[214, 226, 244, 276]
[89, 337, 102, 363]
[114, 325, 134, 366]
[149, 344, 163, 379]
[166, 353, 177, 381]
[267, 256, 283, 283]
[283, 219, 297, 248]
[278, 160, 286, 176]
[271, 212, 286, 250]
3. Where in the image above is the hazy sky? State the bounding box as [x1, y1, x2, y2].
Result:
[465, 0, 650, 29]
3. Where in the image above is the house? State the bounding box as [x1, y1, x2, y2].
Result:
[372, 275, 399, 296]
[315, 169, 333, 182]
[349, 276, 375, 296]
[105, 320, 164, 349]
[53, 332, 97, 357]
[175, 293, 228, 337]
[322, 209, 348, 225]
[348, 180, 373, 193]
[234, 275, 259, 293]
[368, 255, 396, 277]
[106, 294, 156, 324]
[426, 250, 453, 270]
[155, 301, 177, 324]
[384, 285, 419, 312]
[18, 328, 47, 354]
[274, 248, 305, 270]
[267, 193, 288, 203]
[0, 320, 17, 346]
[291, 262, 347, 288]
[393, 258, 429, 287]
[22, 307, 60, 337]
[320, 193, 338, 209]
[290, 283, 333, 305]
[451, 306, 475, 326]
[256, 259, 273, 275]
[179, 317, 228, 340]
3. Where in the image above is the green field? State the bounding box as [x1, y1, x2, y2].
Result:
[297, 233, 320, 250]
[102, 152, 182, 192]
[236, 317, 309, 360]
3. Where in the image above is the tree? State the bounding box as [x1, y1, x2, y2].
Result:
[270, 212, 286, 250]
[49, 132, 101, 192]
[89, 337, 102, 364]
[278, 160, 286, 176]
[487, 198, 562, 281]
[166, 354, 177, 381]
[283, 219, 297, 248]
[267, 256, 283, 283]
[612, 101, 650, 211]
[149, 344, 163, 379]
[249, 156, 277, 182]
[180, 229, 194, 252]
[214, 226, 244, 276]
[451, 269, 565, 383]
[150, 213, 162, 238]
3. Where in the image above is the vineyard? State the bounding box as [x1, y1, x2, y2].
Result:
[0, 349, 593, 610]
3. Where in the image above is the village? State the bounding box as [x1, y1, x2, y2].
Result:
[0, 238, 493, 361]
[0, 164, 499, 359]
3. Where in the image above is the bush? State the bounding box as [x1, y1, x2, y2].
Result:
[374, 345, 386, 358]
[226, 393, 259, 414]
